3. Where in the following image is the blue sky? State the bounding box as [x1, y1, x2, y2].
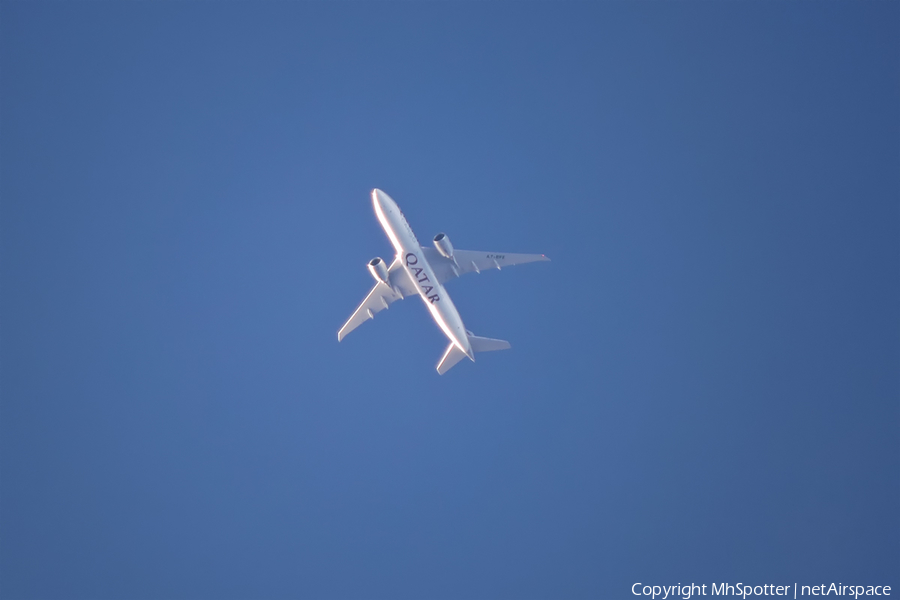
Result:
[1, 2, 897, 599]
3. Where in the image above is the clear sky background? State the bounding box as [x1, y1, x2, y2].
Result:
[1, 2, 897, 599]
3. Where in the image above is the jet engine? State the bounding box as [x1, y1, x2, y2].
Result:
[367, 257, 390, 285]
[433, 233, 454, 258]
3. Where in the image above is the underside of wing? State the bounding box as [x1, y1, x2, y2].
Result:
[337, 257, 416, 341]
[422, 247, 550, 284]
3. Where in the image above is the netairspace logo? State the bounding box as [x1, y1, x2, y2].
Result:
[632, 583, 892, 600]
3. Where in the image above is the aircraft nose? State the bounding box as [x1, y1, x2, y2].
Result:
[371, 189, 381, 211]
[371, 188, 396, 214]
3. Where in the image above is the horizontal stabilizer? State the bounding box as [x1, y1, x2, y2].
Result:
[436, 333, 511, 375]
[437, 343, 468, 375]
[469, 335, 511, 353]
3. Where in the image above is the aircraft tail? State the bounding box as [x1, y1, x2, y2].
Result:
[468, 335, 511, 353]
[436, 332, 510, 375]
[437, 343, 468, 375]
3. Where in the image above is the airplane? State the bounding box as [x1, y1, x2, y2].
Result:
[338, 189, 549, 374]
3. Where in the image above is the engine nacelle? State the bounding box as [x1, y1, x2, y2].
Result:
[367, 257, 389, 285]
[433, 233, 454, 259]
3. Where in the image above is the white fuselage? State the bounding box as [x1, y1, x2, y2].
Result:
[371, 189, 473, 359]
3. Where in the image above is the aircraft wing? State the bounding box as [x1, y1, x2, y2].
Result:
[337, 257, 417, 341]
[422, 247, 550, 285]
